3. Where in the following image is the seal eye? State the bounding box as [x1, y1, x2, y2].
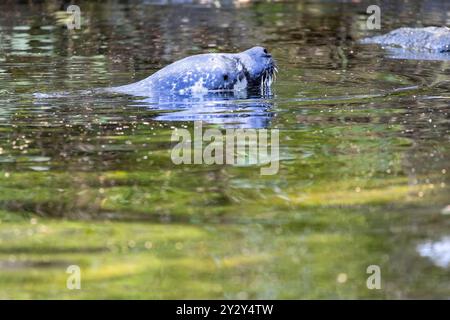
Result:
[223, 74, 228, 81]
[263, 48, 268, 54]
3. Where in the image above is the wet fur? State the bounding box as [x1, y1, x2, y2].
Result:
[109, 46, 277, 97]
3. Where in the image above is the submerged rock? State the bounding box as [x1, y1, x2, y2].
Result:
[360, 26, 450, 52]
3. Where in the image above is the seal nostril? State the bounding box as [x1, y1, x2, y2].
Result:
[223, 74, 228, 81]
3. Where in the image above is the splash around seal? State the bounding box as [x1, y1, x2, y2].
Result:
[109, 46, 277, 97]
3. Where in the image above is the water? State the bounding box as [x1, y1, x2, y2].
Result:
[0, 0, 449, 298]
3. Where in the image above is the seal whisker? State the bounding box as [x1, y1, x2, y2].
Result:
[261, 70, 267, 94]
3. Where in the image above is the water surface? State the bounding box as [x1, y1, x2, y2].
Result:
[0, 0, 449, 298]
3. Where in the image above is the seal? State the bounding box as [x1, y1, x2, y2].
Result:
[108, 46, 277, 97]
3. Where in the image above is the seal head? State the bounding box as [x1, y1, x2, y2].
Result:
[235, 46, 277, 92]
[110, 46, 277, 96]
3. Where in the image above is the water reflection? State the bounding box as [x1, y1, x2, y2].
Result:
[129, 93, 274, 128]
[417, 237, 450, 269]
[382, 48, 450, 61]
